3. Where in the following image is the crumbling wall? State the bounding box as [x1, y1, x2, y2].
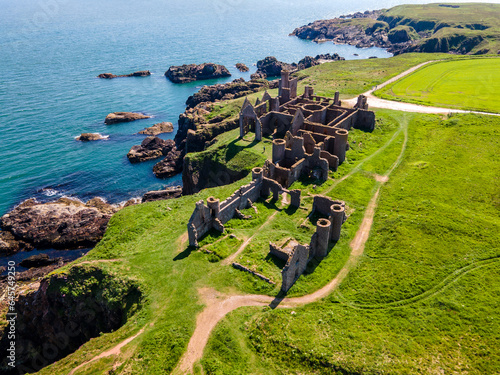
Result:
[188, 201, 215, 247]
[281, 244, 310, 292]
[354, 109, 376, 132]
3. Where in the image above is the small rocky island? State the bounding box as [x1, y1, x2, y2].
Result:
[104, 112, 151, 124]
[127, 136, 176, 163]
[236, 63, 249, 72]
[139, 122, 174, 135]
[98, 70, 151, 79]
[76, 133, 108, 141]
[165, 63, 231, 83]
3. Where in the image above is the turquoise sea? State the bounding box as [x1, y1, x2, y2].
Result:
[0, 0, 481, 217]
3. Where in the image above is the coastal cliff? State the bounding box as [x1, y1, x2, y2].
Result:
[291, 4, 500, 55]
[0, 265, 142, 374]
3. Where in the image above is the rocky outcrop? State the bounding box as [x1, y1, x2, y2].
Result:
[19, 253, 61, 268]
[165, 63, 231, 83]
[185, 78, 277, 109]
[252, 56, 295, 79]
[76, 133, 108, 141]
[236, 63, 249, 72]
[97, 70, 151, 79]
[296, 56, 320, 70]
[250, 55, 346, 80]
[0, 197, 119, 251]
[291, 18, 390, 49]
[314, 53, 345, 61]
[127, 137, 175, 163]
[138, 122, 174, 135]
[0, 265, 142, 374]
[0, 230, 33, 256]
[153, 146, 184, 178]
[104, 112, 151, 124]
[142, 186, 182, 202]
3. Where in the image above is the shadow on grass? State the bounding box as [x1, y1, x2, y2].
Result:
[173, 246, 197, 261]
[265, 253, 286, 269]
[284, 205, 299, 216]
[226, 139, 260, 161]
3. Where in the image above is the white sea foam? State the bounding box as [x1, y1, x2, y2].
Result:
[42, 188, 60, 197]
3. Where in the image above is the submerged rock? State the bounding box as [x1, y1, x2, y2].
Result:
[0, 197, 119, 250]
[19, 253, 61, 268]
[76, 133, 108, 141]
[104, 112, 151, 124]
[142, 185, 182, 202]
[127, 137, 175, 163]
[97, 70, 151, 79]
[139, 122, 174, 136]
[165, 63, 231, 83]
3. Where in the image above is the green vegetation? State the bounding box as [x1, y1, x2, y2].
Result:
[34, 106, 402, 374]
[376, 57, 500, 113]
[202, 112, 500, 374]
[294, 53, 453, 99]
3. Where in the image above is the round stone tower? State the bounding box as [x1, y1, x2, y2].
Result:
[315, 218, 331, 257]
[333, 128, 349, 164]
[252, 167, 263, 182]
[330, 204, 345, 242]
[207, 196, 220, 217]
[272, 139, 286, 164]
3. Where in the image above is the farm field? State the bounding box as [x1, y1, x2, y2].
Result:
[376, 58, 500, 113]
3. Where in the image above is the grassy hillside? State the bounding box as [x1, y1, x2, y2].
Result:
[381, 3, 500, 54]
[293, 3, 500, 55]
[202, 112, 500, 374]
[32, 107, 404, 374]
[376, 57, 500, 113]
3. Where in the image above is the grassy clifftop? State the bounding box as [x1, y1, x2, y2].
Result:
[380, 3, 500, 54]
[291, 3, 500, 55]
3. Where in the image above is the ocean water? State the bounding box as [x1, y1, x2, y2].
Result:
[0, 0, 483, 216]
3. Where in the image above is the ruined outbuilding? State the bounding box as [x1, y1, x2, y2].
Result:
[268, 195, 347, 292]
[187, 167, 301, 247]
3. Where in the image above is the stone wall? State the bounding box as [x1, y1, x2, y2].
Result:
[187, 168, 300, 246]
[281, 243, 310, 292]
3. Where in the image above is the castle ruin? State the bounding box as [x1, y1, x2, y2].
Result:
[239, 70, 375, 188]
[187, 72, 374, 293]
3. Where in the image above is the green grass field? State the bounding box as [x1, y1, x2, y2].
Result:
[377, 58, 500, 113]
